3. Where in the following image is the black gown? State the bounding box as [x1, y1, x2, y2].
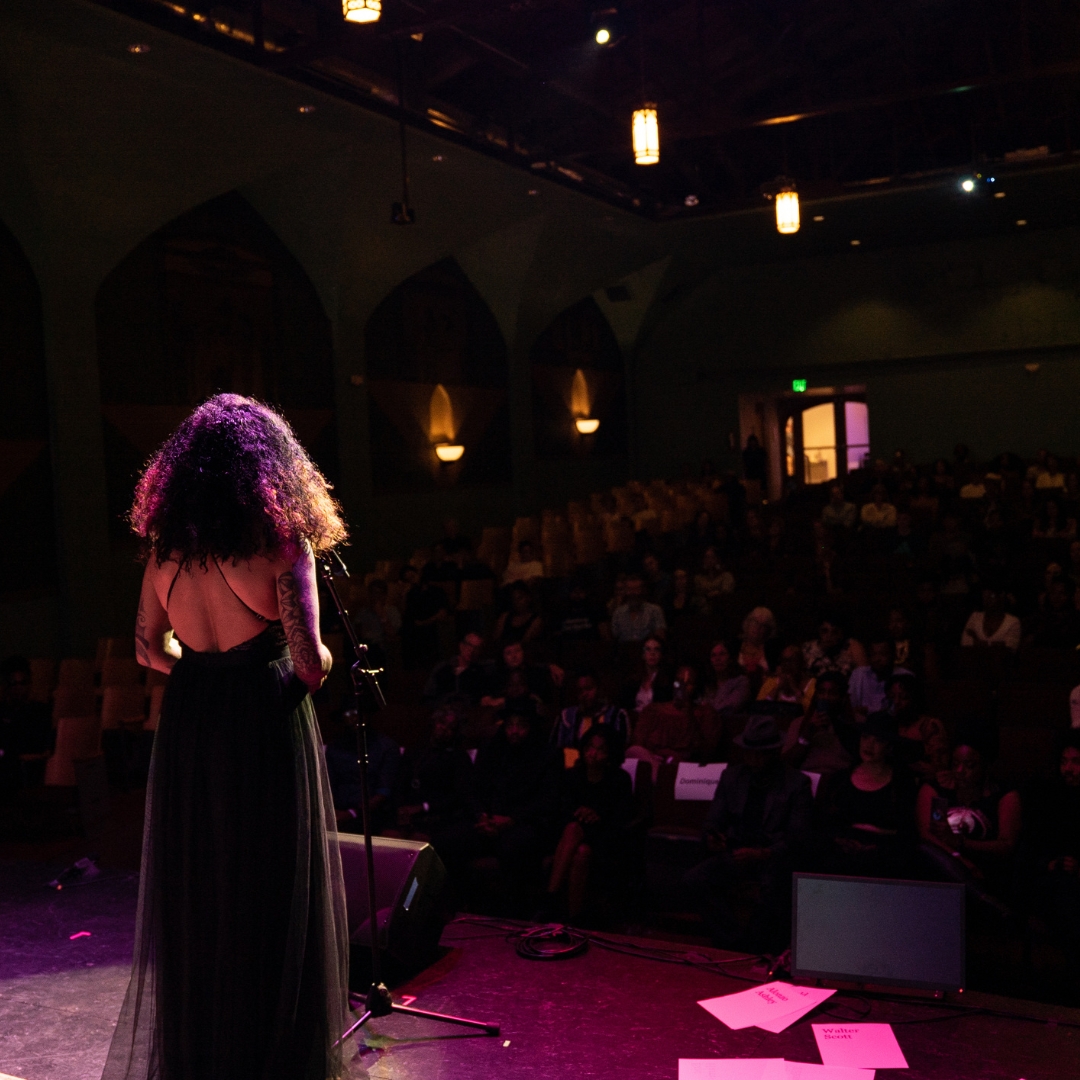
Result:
[102, 625, 354, 1080]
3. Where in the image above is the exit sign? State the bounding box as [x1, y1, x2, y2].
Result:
[792, 379, 807, 392]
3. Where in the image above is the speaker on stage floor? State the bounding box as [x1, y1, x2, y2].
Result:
[337, 834, 448, 984]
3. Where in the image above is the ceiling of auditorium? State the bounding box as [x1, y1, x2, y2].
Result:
[95, 0, 1080, 217]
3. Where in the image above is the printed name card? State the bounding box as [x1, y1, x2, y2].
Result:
[698, 981, 835, 1032]
[675, 761, 727, 801]
[679, 1059, 784, 1080]
[812, 1024, 908, 1070]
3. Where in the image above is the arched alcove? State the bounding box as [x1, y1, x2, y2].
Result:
[96, 192, 337, 550]
[531, 297, 627, 460]
[365, 258, 511, 492]
[0, 220, 56, 599]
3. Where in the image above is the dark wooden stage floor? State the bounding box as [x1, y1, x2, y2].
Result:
[1, 860, 1078, 1080]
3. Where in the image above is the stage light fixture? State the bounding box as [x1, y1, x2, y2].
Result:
[775, 188, 800, 234]
[434, 444, 465, 462]
[960, 178, 976, 193]
[343, 0, 380, 24]
[632, 105, 659, 165]
[575, 418, 600, 435]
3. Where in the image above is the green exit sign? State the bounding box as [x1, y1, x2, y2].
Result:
[792, 379, 807, 393]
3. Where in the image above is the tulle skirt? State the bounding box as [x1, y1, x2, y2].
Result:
[102, 627, 354, 1080]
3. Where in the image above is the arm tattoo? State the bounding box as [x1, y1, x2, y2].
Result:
[278, 571, 320, 678]
[135, 599, 151, 667]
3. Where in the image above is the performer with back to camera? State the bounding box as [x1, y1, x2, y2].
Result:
[102, 394, 354, 1080]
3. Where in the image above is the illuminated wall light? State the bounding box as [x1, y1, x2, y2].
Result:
[127, 43, 150, 54]
[434, 444, 465, 462]
[775, 189, 800, 234]
[632, 106, 659, 166]
[813, 215, 825, 222]
[1016, 219, 1028, 226]
[575, 418, 601, 435]
[850, 239, 862, 246]
[960, 178, 976, 193]
[595, 27, 611, 44]
[343, 0, 381, 24]
[994, 192, 1006, 199]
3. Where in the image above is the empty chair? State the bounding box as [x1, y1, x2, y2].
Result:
[101, 657, 144, 687]
[101, 685, 147, 730]
[511, 516, 540, 547]
[53, 683, 96, 721]
[58, 658, 95, 688]
[45, 715, 102, 786]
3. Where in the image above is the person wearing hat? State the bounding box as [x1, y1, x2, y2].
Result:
[682, 714, 813, 951]
[816, 711, 917, 879]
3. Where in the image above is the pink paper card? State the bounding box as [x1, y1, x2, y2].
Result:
[812, 1024, 908, 1069]
[699, 982, 836, 1031]
[679, 1060, 785, 1080]
[779, 1062, 875, 1080]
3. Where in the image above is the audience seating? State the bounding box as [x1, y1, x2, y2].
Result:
[28, 657, 55, 703]
[58, 658, 95, 688]
[101, 657, 144, 687]
[101, 685, 147, 730]
[45, 715, 101, 786]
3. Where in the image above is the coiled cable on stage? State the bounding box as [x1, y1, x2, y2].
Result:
[512, 922, 590, 960]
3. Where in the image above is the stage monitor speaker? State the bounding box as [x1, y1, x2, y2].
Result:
[337, 834, 447, 982]
[791, 873, 965, 993]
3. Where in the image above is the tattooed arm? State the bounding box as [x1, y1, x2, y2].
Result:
[278, 544, 333, 693]
[136, 563, 178, 674]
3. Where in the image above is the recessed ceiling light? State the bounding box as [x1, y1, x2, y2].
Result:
[994, 192, 1006, 199]
[297, 105, 316, 114]
[684, 194, 699, 207]
[127, 43, 150, 54]
[850, 239, 861, 246]
[1016, 219, 1028, 226]
[813, 215, 825, 222]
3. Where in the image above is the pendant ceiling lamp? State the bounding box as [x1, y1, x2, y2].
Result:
[775, 186, 800, 234]
[343, 0, 381, 24]
[632, 106, 660, 165]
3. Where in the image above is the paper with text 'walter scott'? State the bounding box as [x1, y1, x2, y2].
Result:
[678, 1059, 784, 1080]
[698, 981, 837, 1031]
[812, 1024, 908, 1069]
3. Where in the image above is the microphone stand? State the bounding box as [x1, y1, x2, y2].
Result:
[316, 552, 499, 1046]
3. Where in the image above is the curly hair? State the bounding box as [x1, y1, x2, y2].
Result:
[130, 394, 347, 566]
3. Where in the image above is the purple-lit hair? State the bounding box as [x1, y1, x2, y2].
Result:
[130, 394, 346, 567]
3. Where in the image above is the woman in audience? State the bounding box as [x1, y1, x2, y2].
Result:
[703, 639, 751, 717]
[626, 663, 718, 777]
[782, 671, 857, 780]
[693, 545, 735, 611]
[621, 635, 670, 715]
[960, 582, 1022, 651]
[887, 673, 949, 784]
[738, 606, 777, 684]
[494, 580, 544, 649]
[916, 732, 1022, 917]
[757, 643, 816, 714]
[802, 616, 866, 678]
[544, 725, 634, 920]
[817, 711, 917, 878]
[664, 566, 702, 625]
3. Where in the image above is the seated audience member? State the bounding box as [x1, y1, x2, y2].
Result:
[820, 484, 857, 531]
[1035, 453, 1067, 491]
[860, 485, 897, 530]
[782, 671, 857, 780]
[664, 566, 702, 625]
[961, 583, 1022, 652]
[693, 546, 735, 609]
[421, 542, 460, 587]
[887, 673, 950, 784]
[457, 538, 497, 581]
[703, 640, 751, 716]
[438, 516, 472, 557]
[958, 470, 987, 501]
[642, 552, 673, 608]
[802, 617, 867, 679]
[324, 700, 401, 835]
[544, 725, 634, 920]
[626, 664, 718, 778]
[738, 606, 777, 681]
[1020, 732, 1080, 963]
[816, 712, 917, 879]
[890, 512, 926, 559]
[352, 578, 401, 665]
[848, 637, 911, 718]
[886, 606, 932, 680]
[551, 670, 629, 751]
[1026, 575, 1080, 648]
[423, 631, 487, 706]
[481, 641, 563, 711]
[757, 644, 816, 714]
[1033, 497, 1076, 541]
[620, 635, 670, 715]
[494, 581, 544, 648]
[389, 698, 474, 847]
[401, 565, 451, 669]
[908, 475, 940, 526]
[502, 540, 545, 586]
[556, 576, 609, 642]
[0, 657, 52, 799]
[683, 715, 813, 950]
[461, 708, 563, 913]
[916, 732, 1022, 917]
[610, 573, 667, 642]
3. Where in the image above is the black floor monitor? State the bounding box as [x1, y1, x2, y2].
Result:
[792, 873, 965, 992]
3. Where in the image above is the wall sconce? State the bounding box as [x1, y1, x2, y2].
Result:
[575, 418, 600, 435]
[343, 0, 381, 23]
[434, 443, 465, 462]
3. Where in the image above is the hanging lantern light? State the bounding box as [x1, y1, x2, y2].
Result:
[775, 187, 800, 234]
[632, 105, 659, 165]
[343, 0, 381, 24]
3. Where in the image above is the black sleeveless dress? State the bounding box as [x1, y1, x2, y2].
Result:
[101, 624, 354, 1080]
